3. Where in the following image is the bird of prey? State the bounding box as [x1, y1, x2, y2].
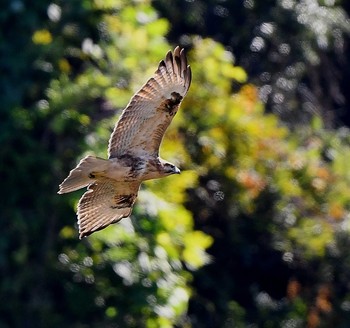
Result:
[58, 46, 191, 238]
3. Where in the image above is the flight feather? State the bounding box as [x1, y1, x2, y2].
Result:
[58, 47, 191, 238]
[108, 46, 191, 158]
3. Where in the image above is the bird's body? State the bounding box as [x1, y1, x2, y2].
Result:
[58, 47, 191, 238]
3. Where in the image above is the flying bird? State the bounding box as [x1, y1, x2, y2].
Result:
[58, 46, 191, 238]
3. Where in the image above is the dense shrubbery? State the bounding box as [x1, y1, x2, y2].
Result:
[180, 40, 350, 327]
[1, 0, 350, 327]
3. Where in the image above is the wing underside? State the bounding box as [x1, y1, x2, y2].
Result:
[77, 178, 140, 238]
[108, 47, 191, 158]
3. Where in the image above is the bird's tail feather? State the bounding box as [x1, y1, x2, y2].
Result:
[58, 155, 109, 194]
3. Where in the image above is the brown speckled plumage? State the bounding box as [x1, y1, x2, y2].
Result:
[58, 47, 191, 238]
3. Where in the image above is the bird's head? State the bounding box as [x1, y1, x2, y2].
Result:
[162, 162, 181, 176]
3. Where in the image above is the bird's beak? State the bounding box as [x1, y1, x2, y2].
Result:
[174, 167, 181, 174]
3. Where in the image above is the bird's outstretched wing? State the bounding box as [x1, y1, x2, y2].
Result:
[108, 46, 191, 159]
[77, 178, 140, 238]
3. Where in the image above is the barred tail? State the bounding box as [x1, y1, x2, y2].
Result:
[58, 155, 109, 194]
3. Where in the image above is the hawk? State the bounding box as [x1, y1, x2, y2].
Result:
[58, 46, 191, 238]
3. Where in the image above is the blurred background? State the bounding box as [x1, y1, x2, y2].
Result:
[1, 0, 350, 327]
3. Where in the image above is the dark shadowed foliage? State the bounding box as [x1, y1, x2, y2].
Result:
[1, 1, 350, 327]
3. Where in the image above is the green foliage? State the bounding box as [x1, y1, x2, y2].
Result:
[1, 1, 211, 327]
[2, 0, 350, 327]
[177, 38, 350, 327]
[154, 0, 350, 127]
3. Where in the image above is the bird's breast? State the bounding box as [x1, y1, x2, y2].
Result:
[107, 155, 165, 182]
[107, 154, 156, 181]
